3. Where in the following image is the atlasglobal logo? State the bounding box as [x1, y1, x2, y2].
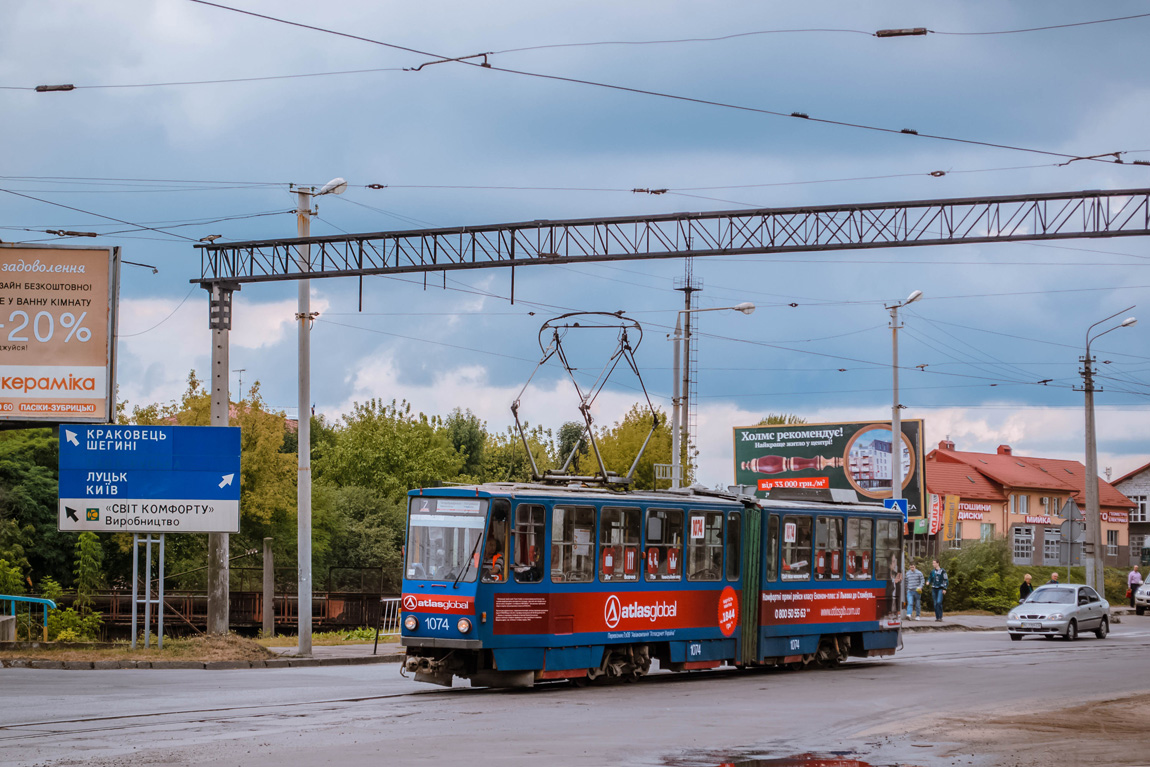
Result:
[604, 594, 678, 628]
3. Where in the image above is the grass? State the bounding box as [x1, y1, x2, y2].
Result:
[0, 633, 276, 662]
[255, 628, 396, 647]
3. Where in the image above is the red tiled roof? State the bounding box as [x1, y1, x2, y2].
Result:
[924, 460, 1006, 501]
[1114, 459, 1150, 487]
[928, 448, 1134, 510]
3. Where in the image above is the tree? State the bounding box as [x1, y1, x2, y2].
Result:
[481, 425, 554, 483]
[443, 408, 486, 478]
[0, 428, 63, 581]
[595, 404, 672, 490]
[556, 420, 590, 474]
[759, 413, 807, 425]
[73, 532, 103, 615]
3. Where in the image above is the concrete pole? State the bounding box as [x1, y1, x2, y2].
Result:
[680, 295, 694, 486]
[1083, 351, 1101, 589]
[207, 283, 231, 635]
[296, 189, 314, 656]
[262, 537, 274, 638]
[890, 303, 903, 504]
[669, 314, 682, 490]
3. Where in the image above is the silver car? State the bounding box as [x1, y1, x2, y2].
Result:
[1136, 582, 1150, 616]
[1006, 584, 1110, 641]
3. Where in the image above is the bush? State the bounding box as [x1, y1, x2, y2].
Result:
[47, 607, 103, 641]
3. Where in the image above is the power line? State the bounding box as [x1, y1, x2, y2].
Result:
[0, 188, 198, 242]
[930, 13, 1150, 37]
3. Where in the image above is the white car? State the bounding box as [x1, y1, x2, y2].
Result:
[1136, 582, 1150, 616]
[1007, 584, 1110, 641]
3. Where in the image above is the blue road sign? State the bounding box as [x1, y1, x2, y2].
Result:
[884, 498, 909, 523]
[58, 425, 241, 533]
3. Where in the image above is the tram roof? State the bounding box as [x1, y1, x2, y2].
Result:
[409, 482, 899, 516]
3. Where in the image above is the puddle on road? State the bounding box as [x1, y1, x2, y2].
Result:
[714, 753, 920, 767]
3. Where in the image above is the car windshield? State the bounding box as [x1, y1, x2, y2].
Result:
[405, 497, 487, 582]
[1028, 587, 1074, 604]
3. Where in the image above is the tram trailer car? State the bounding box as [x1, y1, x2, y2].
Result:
[400, 483, 904, 687]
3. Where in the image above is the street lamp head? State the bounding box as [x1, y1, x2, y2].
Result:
[317, 177, 348, 197]
[1120, 316, 1137, 328]
[904, 289, 923, 306]
[734, 302, 756, 315]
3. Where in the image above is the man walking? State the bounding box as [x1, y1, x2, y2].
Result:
[904, 561, 925, 620]
[1129, 565, 1143, 608]
[927, 559, 949, 622]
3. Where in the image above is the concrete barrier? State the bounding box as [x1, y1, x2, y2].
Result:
[0, 615, 14, 642]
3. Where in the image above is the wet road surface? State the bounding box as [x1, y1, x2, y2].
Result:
[3, 623, 1149, 767]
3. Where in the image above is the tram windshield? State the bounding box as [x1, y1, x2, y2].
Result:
[405, 497, 488, 583]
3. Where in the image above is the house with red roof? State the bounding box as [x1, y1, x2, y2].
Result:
[1112, 460, 1150, 565]
[926, 440, 1136, 567]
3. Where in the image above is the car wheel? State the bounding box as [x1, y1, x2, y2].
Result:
[1065, 619, 1078, 641]
[1138, 606, 1145, 616]
[1009, 633, 1022, 642]
[1095, 617, 1108, 639]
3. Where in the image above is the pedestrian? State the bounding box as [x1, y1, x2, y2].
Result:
[1046, 572, 1060, 585]
[1128, 565, 1143, 608]
[905, 561, 925, 620]
[927, 559, 949, 622]
[1019, 573, 1033, 602]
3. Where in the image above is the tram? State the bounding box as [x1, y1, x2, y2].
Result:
[400, 483, 904, 687]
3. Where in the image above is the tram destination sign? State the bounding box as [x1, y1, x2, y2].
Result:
[0, 244, 119, 424]
[733, 419, 925, 519]
[58, 425, 241, 533]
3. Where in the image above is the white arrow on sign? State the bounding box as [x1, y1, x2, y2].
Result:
[65, 429, 79, 446]
[219, 474, 234, 489]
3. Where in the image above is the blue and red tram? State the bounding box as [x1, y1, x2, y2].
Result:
[400, 484, 904, 687]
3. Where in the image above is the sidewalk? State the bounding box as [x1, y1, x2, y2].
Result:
[269, 641, 405, 663]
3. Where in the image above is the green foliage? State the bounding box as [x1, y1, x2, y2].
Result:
[443, 408, 486, 478]
[0, 427, 63, 580]
[38, 576, 63, 603]
[0, 557, 26, 595]
[480, 424, 554, 483]
[73, 532, 103, 615]
[758, 413, 808, 425]
[557, 421, 590, 474]
[595, 404, 672, 490]
[47, 607, 103, 641]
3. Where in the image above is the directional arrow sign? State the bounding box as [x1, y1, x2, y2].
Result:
[58, 425, 241, 533]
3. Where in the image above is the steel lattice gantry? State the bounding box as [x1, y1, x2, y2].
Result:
[195, 188, 1150, 286]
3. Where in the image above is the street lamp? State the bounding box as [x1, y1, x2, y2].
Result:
[670, 301, 755, 489]
[887, 290, 921, 507]
[294, 177, 346, 657]
[1082, 307, 1137, 589]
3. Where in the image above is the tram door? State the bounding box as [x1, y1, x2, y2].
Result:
[738, 506, 761, 665]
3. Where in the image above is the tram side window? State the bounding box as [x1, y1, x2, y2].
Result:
[846, 518, 873, 580]
[814, 516, 843, 581]
[765, 514, 779, 582]
[513, 504, 545, 583]
[726, 512, 742, 581]
[875, 519, 901, 580]
[781, 515, 813, 581]
[551, 506, 596, 583]
[481, 499, 511, 583]
[687, 511, 723, 581]
[644, 508, 684, 581]
[600, 506, 640, 582]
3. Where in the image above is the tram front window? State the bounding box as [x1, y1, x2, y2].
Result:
[405, 497, 488, 582]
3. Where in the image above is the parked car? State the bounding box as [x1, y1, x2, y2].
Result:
[1006, 584, 1109, 641]
[1136, 582, 1150, 616]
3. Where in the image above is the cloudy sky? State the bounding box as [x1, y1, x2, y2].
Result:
[3, 1, 1149, 486]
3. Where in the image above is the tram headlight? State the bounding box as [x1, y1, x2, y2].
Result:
[457, 618, 472, 634]
[404, 615, 419, 631]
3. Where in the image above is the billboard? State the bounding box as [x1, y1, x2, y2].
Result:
[733, 419, 925, 519]
[0, 245, 119, 423]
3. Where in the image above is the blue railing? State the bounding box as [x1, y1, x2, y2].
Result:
[1, 595, 58, 641]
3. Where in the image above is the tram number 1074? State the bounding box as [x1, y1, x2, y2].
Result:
[424, 616, 451, 631]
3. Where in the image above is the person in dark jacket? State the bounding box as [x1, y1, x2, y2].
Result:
[927, 559, 949, 621]
[1019, 573, 1033, 602]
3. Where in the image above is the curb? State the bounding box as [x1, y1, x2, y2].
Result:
[0, 653, 405, 670]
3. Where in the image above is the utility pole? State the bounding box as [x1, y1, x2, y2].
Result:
[206, 281, 237, 635]
[888, 290, 922, 506]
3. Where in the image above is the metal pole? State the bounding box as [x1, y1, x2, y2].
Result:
[207, 282, 232, 635]
[144, 534, 152, 649]
[131, 533, 138, 650]
[891, 303, 903, 504]
[158, 534, 165, 650]
[1083, 348, 1100, 589]
[680, 296, 694, 486]
[670, 314, 682, 490]
[296, 188, 314, 657]
[262, 537, 274, 638]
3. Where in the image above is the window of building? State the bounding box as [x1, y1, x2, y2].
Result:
[1043, 527, 1060, 566]
[1013, 526, 1033, 564]
[845, 517, 873, 580]
[551, 505, 595, 583]
[599, 506, 640, 582]
[980, 523, 995, 542]
[947, 522, 963, 550]
[1016, 494, 1029, 515]
[687, 510, 724, 581]
[765, 514, 779, 582]
[1131, 495, 1149, 524]
[644, 508, 684, 581]
[814, 516, 843, 581]
[781, 515, 813, 581]
[726, 512, 742, 581]
[875, 519, 901, 579]
[512, 503, 544, 583]
[1132, 534, 1144, 564]
[1107, 529, 1119, 558]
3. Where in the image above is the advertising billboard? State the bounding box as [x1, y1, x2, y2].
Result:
[733, 419, 925, 519]
[0, 245, 119, 423]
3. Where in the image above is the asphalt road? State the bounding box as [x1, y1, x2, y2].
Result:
[4, 623, 1150, 767]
